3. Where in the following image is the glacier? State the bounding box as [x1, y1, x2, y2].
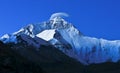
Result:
[0, 13, 120, 65]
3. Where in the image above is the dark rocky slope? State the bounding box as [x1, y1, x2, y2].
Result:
[1, 41, 120, 73]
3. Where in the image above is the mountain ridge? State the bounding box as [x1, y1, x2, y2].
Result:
[1, 13, 120, 65]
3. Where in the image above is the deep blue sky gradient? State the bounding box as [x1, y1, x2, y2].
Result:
[0, 0, 120, 40]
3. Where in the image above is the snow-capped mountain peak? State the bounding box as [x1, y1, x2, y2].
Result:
[50, 17, 68, 29]
[1, 12, 120, 65]
[13, 24, 34, 38]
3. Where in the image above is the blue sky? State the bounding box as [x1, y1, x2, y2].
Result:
[0, 0, 120, 40]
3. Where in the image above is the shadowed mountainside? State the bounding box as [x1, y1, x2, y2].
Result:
[1, 41, 120, 73]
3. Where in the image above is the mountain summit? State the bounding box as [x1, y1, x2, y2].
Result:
[1, 13, 120, 65]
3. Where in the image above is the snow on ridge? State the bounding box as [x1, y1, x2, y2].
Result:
[13, 28, 24, 35]
[36, 29, 56, 41]
[0, 34, 10, 39]
[0, 34, 17, 43]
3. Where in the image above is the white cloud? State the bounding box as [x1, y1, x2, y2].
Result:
[50, 12, 69, 20]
